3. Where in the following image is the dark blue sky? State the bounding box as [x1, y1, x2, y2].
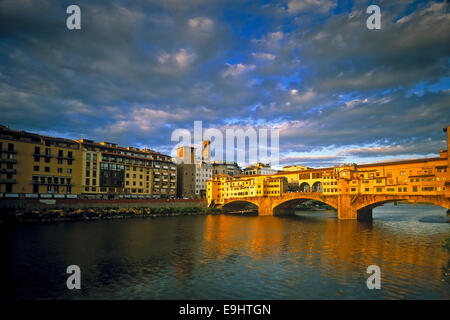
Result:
[1, 0, 449, 168]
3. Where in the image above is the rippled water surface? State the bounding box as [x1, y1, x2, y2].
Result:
[3, 203, 449, 299]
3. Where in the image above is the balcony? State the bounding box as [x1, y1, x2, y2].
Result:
[0, 149, 17, 154]
[0, 178, 16, 183]
[57, 155, 75, 160]
[32, 180, 74, 186]
[0, 168, 16, 174]
[0, 158, 17, 163]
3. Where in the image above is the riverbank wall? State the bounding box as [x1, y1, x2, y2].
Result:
[0, 199, 219, 223]
[0, 198, 207, 210]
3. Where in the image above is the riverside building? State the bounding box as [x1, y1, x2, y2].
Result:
[0, 125, 82, 198]
[0, 125, 177, 199]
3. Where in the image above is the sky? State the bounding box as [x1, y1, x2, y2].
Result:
[0, 0, 449, 168]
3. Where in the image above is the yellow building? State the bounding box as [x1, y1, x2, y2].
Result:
[207, 125, 450, 207]
[207, 174, 287, 206]
[0, 125, 177, 199]
[281, 165, 311, 171]
[0, 125, 82, 198]
[78, 139, 177, 199]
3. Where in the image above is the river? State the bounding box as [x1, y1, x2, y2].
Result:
[2, 203, 449, 300]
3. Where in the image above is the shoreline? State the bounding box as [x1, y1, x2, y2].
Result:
[0, 206, 223, 224]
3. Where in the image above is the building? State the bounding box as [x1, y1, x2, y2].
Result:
[176, 141, 212, 198]
[242, 162, 278, 175]
[207, 174, 288, 206]
[282, 165, 311, 171]
[78, 139, 177, 199]
[207, 125, 450, 210]
[0, 125, 82, 198]
[0, 125, 176, 199]
[211, 160, 242, 176]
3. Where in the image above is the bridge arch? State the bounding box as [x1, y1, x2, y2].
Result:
[353, 196, 450, 220]
[299, 182, 310, 192]
[272, 195, 337, 216]
[357, 197, 450, 211]
[311, 181, 322, 192]
[221, 199, 259, 213]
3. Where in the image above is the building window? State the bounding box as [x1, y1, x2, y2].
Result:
[47, 185, 52, 193]
[86, 153, 91, 161]
[34, 146, 40, 154]
[57, 168, 62, 173]
[67, 186, 72, 193]
[93, 179, 96, 185]
[33, 184, 39, 193]
[34, 166, 39, 172]
[68, 151, 73, 158]
[57, 158, 63, 164]
[67, 159, 72, 165]
[58, 150, 63, 157]
[45, 167, 50, 172]
[67, 168, 72, 174]
[86, 179, 90, 185]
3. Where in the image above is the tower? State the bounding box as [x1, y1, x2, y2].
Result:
[202, 140, 211, 161]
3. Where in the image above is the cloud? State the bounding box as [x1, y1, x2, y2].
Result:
[251, 52, 276, 60]
[0, 0, 448, 167]
[222, 63, 256, 78]
[188, 17, 213, 31]
[287, 0, 336, 14]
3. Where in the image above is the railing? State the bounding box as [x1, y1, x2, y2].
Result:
[0, 149, 17, 154]
[0, 178, 16, 183]
[0, 158, 17, 163]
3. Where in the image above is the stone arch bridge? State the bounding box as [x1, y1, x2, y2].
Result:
[217, 192, 450, 221]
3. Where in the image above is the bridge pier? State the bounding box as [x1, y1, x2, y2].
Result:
[357, 208, 373, 221]
[258, 198, 273, 216]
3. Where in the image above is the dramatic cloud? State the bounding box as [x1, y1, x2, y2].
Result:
[0, 0, 449, 168]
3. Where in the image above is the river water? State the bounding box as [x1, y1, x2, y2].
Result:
[3, 203, 449, 300]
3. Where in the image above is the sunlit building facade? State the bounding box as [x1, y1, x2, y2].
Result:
[0, 125, 82, 198]
[0, 125, 176, 199]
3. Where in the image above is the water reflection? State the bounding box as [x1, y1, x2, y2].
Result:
[3, 203, 449, 300]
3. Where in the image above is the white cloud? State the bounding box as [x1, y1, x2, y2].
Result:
[222, 63, 256, 78]
[251, 52, 276, 60]
[287, 0, 335, 14]
[157, 49, 196, 71]
[188, 17, 213, 31]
